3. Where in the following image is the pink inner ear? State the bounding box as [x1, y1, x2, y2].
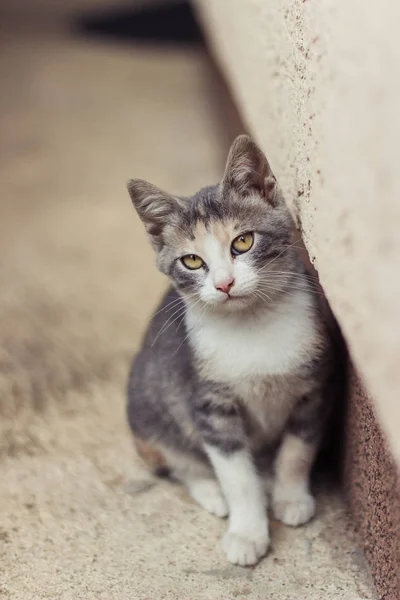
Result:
[262, 176, 278, 204]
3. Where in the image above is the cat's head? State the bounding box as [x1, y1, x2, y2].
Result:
[128, 135, 296, 312]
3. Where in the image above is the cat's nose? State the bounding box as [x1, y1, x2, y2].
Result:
[215, 277, 235, 294]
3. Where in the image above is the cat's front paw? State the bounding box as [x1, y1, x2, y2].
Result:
[272, 485, 315, 526]
[223, 529, 270, 566]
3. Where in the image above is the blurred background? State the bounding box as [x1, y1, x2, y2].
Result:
[0, 1, 398, 599]
[0, 0, 243, 457]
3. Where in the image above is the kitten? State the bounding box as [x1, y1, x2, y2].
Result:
[127, 135, 339, 566]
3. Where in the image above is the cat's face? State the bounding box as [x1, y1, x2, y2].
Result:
[128, 135, 295, 313]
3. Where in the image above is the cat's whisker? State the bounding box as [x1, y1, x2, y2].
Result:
[257, 282, 324, 297]
[260, 270, 320, 282]
[175, 313, 188, 335]
[257, 286, 306, 300]
[174, 303, 208, 355]
[254, 288, 273, 304]
[271, 244, 305, 252]
[252, 290, 270, 306]
[252, 292, 268, 308]
[152, 293, 194, 317]
[261, 270, 320, 282]
[153, 296, 184, 317]
[165, 293, 198, 313]
[259, 272, 321, 287]
[258, 279, 320, 291]
[151, 296, 201, 346]
[151, 306, 188, 346]
[256, 240, 304, 274]
[249, 290, 262, 304]
[255, 289, 278, 305]
[157, 300, 203, 341]
[259, 279, 323, 294]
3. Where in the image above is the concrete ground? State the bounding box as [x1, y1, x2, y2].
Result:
[0, 29, 377, 599]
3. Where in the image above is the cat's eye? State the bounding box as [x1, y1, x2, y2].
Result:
[181, 254, 204, 270]
[231, 232, 254, 255]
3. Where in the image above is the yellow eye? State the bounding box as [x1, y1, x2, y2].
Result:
[181, 254, 204, 270]
[231, 232, 254, 255]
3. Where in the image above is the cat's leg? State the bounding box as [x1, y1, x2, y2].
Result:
[194, 389, 269, 566]
[185, 477, 229, 518]
[272, 390, 327, 526]
[272, 433, 317, 526]
[161, 446, 229, 518]
[206, 446, 269, 566]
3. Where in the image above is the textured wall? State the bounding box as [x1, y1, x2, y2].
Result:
[195, 2, 400, 597]
[345, 373, 400, 600]
[195, 0, 400, 468]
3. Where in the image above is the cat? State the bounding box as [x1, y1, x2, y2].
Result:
[126, 135, 340, 566]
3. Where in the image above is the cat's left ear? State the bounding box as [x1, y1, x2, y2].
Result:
[222, 135, 279, 206]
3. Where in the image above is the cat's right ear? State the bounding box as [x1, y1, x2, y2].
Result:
[127, 179, 182, 249]
[222, 135, 279, 206]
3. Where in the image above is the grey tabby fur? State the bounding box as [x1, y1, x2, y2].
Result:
[126, 135, 341, 566]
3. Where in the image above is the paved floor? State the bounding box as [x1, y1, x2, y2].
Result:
[0, 30, 376, 599]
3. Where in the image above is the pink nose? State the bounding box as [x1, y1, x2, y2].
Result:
[215, 277, 235, 295]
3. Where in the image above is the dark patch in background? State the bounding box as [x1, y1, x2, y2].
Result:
[74, 1, 205, 46]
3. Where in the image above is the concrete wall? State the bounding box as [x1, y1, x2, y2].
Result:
[345, 372, 400, 599]
[195, 1, 400, 598]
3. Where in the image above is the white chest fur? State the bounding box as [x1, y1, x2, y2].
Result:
[186, 289, 319, 383]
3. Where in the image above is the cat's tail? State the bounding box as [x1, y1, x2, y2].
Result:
[133, 435, 172, 479]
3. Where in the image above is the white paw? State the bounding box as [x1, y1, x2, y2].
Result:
[272, 485, 315, 526]
[188, 479, 229, 518]
[223, 529, 270, 566]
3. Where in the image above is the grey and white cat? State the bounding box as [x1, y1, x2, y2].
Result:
[127, 135, 339, 566]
